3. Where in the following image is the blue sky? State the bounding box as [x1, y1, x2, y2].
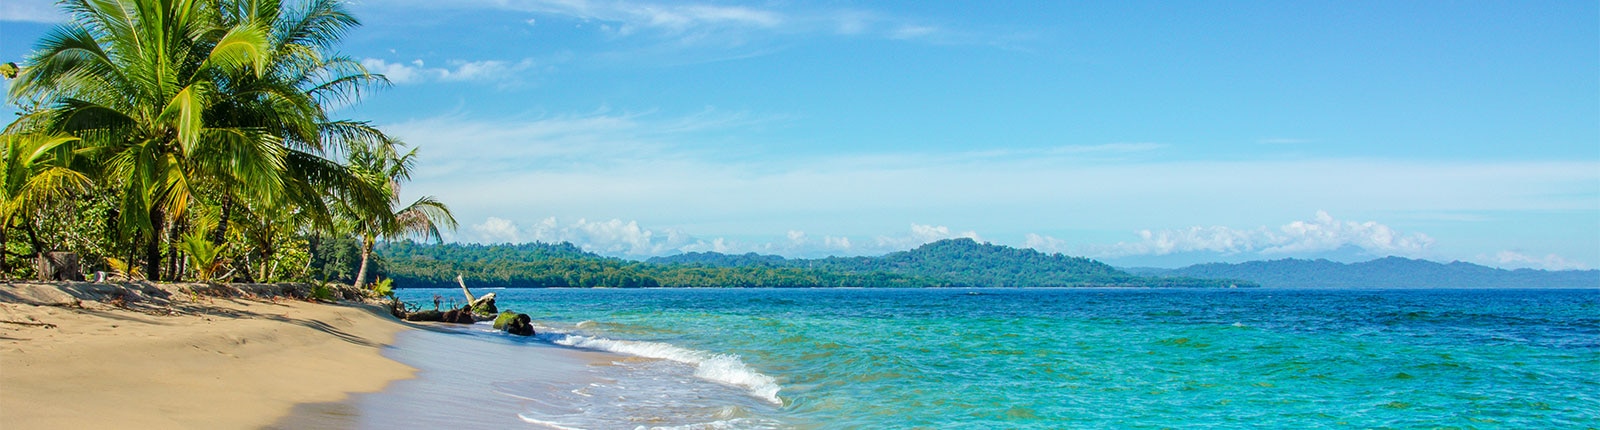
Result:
[4, 0, 1597, 269]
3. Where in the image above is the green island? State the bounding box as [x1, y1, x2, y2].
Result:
[373, 238, 1255, 289]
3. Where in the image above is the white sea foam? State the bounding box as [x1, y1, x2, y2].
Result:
[516, 414, 587, 430]
[534, 328, 783, 405]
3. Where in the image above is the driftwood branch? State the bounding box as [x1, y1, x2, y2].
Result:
[457, 273, 474, 302]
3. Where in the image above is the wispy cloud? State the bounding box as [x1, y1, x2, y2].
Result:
[1081, 211, 1436, 258]
[457, 217, 977, 258]
[521, 0, 783, 32]
[1483, 250, 1591, 271]
[890, 24, 940, 40]
[398, 111, 1600, 228]
[376, 0, 967, 48]
[392, 111, 1599, 267]
[360, 58, 541, 85]
[0, 0, 62, 23]
[472, 217, 523, 243]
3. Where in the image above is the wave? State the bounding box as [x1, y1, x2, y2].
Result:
[533, 326, 784, 405]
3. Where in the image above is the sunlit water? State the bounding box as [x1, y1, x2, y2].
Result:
[392, 288, 1600, 428]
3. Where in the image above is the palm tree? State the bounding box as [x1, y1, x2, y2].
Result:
[201, 0, 395, 280]
[7, 0, 395, 282]
[346, 142, 456, 289]
[0, 131, 93, 278]
[7, 0, 276, 280]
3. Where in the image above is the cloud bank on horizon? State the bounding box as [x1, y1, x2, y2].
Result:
[4, 1, 1595, 271]
[449, 211, 1591, 271]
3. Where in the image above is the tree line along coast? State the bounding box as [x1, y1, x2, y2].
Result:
[374, 239, 1255, 289]
[2, 0, 456, 290]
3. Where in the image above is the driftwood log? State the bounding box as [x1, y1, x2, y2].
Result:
[457, 274, 497, 317]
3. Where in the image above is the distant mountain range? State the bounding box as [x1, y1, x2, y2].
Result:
[1125, 257, 1599, 289]
[376, 239, 1596, 289]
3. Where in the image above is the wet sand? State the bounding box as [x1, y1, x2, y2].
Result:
[272, 323, 621, 428]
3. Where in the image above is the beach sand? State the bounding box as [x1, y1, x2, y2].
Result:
[0, 282, 415, 429]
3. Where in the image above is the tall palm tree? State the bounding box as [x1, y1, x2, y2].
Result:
[346, 142, 456, 289]
[200, 0, 394, 279]
[7, 0, 275, 280]
[8, 0, 393, 281]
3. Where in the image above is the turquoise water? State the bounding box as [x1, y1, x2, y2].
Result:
[396, 288, 1600, 428]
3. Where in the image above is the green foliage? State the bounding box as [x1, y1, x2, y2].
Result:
[371, 277, 396, 300]
[310, 283, 336, 301]
[0, 0, 452, 284]
[308, 234, 366, 284]
[376, 239, 1247, 289]
[177, 231, 228, 282]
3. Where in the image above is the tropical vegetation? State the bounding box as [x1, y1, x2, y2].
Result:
[377, 239, 1255, 288]
[1, 0, 454, 286]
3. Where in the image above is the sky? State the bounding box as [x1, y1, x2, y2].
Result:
[3, 0, 1598, 269]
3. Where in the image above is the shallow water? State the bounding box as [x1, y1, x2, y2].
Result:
[381, 288, 1598, 428]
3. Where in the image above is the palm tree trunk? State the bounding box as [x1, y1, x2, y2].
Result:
[354, 235, 373, 289]
[144, 211, 163, 282]
[0, 219, 8, 279]
[22, 217, 47, 281]
[211, 195, 231, 246]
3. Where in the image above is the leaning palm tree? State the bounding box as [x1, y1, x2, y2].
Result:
[205, 0, 394, 242]
[196, 0, 395, 280]
[344, 141, 456, 289]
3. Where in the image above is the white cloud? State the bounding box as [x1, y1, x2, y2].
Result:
[1266, 211, 1434, 254]
[452, 211, 1594, 271]
[486, 217, 696, 256]
[830, 10, 873, 35]
[455, 217, 983, 258]
[471, 217, 522, 244]
[0, 0, 63, 23]
[1483, 251, 1591, 271]
[360, 58, 538, 85]
[890, 25, 939, 40]
[1095, 211, 1436, 258]
[374, 0, 972, 48]
[1024, 233, 1070, 254]
[556, 1, 782, 31]
[905, 224, 979, 244]
[394, 110, 1599, 268]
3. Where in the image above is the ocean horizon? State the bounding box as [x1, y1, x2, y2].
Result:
[288, 287, 1600, 429]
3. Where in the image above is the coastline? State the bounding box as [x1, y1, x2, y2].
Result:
[0, 282, 416, 429]
[272, 325, 624, 428]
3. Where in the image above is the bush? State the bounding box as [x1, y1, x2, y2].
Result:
[310, 283, 335, 301]
[370, 278, 396, 300]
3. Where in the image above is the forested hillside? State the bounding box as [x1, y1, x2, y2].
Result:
[381, 239, 1253, 288]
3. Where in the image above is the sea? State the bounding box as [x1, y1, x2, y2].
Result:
[327, 288, 1598, 429]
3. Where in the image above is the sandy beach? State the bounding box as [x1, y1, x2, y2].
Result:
[0, 282, 415, 429]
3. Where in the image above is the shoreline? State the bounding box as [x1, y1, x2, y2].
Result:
[0, 281, 416, 428]
[271, 325, 624, 428]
